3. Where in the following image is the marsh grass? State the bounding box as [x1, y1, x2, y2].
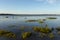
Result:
[0, 30, 16, 39]
[25, 20, 37, 22]
[56, 27, 60, 31]
[57, 31, 60, 35]
[21, 32, 32, 40]
[48, 33, 54, 39]
[37, 19, 44, 23]
[47, 17, 57, 20]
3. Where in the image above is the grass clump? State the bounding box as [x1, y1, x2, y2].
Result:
[0, 30, 16, 39]
[4, 32, 16, 38]
[57, 31, 60, 35]
[40, 27, 52, 34]
[38, 19, 44, 23]
[47, 17, 57, 19]
[33, 26, 52, 34]
[32, 27, 41, 32]
[25, 20, 37, 22]
[56, 27, 60, 31]
[21, 32, 32, 40]
[48, 33, 54, 39]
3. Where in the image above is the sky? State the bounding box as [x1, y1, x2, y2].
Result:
[0, 0, 60, 14]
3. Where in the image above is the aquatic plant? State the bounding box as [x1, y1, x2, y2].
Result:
[21, 32, 32, 40]
[42, 25, 51, 32]
[40, 28, 52, 34]
[0, 30, 16, 39]
[48, 33, 54, 39]
[56, 27, 60, 31]
[33, 26, 52, 34]
[20, 26, 25, 31]
[37, 19, 45, 28]
[42, 25, 52, 33]
[25, 19, 46, 23]
[32, 27, 41, 32]
[25, 20, 37, 22]
[57, 31, 60, 35]
[38, 19, 44, 23]
[4, 32, 16, 38]
[43, 19, 46, 21]
[0, 30, 6, 36]
[47, 17, 57, 19]
[39, 33, 46, 38]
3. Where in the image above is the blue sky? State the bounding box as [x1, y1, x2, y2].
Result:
[0, 0, 60, 14]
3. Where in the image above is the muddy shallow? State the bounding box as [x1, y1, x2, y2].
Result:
[0, 15, 60, 40]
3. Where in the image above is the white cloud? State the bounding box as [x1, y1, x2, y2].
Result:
[35, 0, 57, 4]
[46, 0, 57, 4]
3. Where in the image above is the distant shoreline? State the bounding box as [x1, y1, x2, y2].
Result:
[0, 14, 60, 16]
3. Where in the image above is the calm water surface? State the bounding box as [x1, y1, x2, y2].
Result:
[0, 15, 60, 40]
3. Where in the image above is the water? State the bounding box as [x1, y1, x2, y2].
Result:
[0, 15, 60, 40]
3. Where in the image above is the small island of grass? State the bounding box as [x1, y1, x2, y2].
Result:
[33, 26, 52, 34]
[25, 20, 37, 22]
[47, 17, 57, 19]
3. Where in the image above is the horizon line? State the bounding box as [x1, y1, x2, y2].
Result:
[0, 13, 60, 16]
